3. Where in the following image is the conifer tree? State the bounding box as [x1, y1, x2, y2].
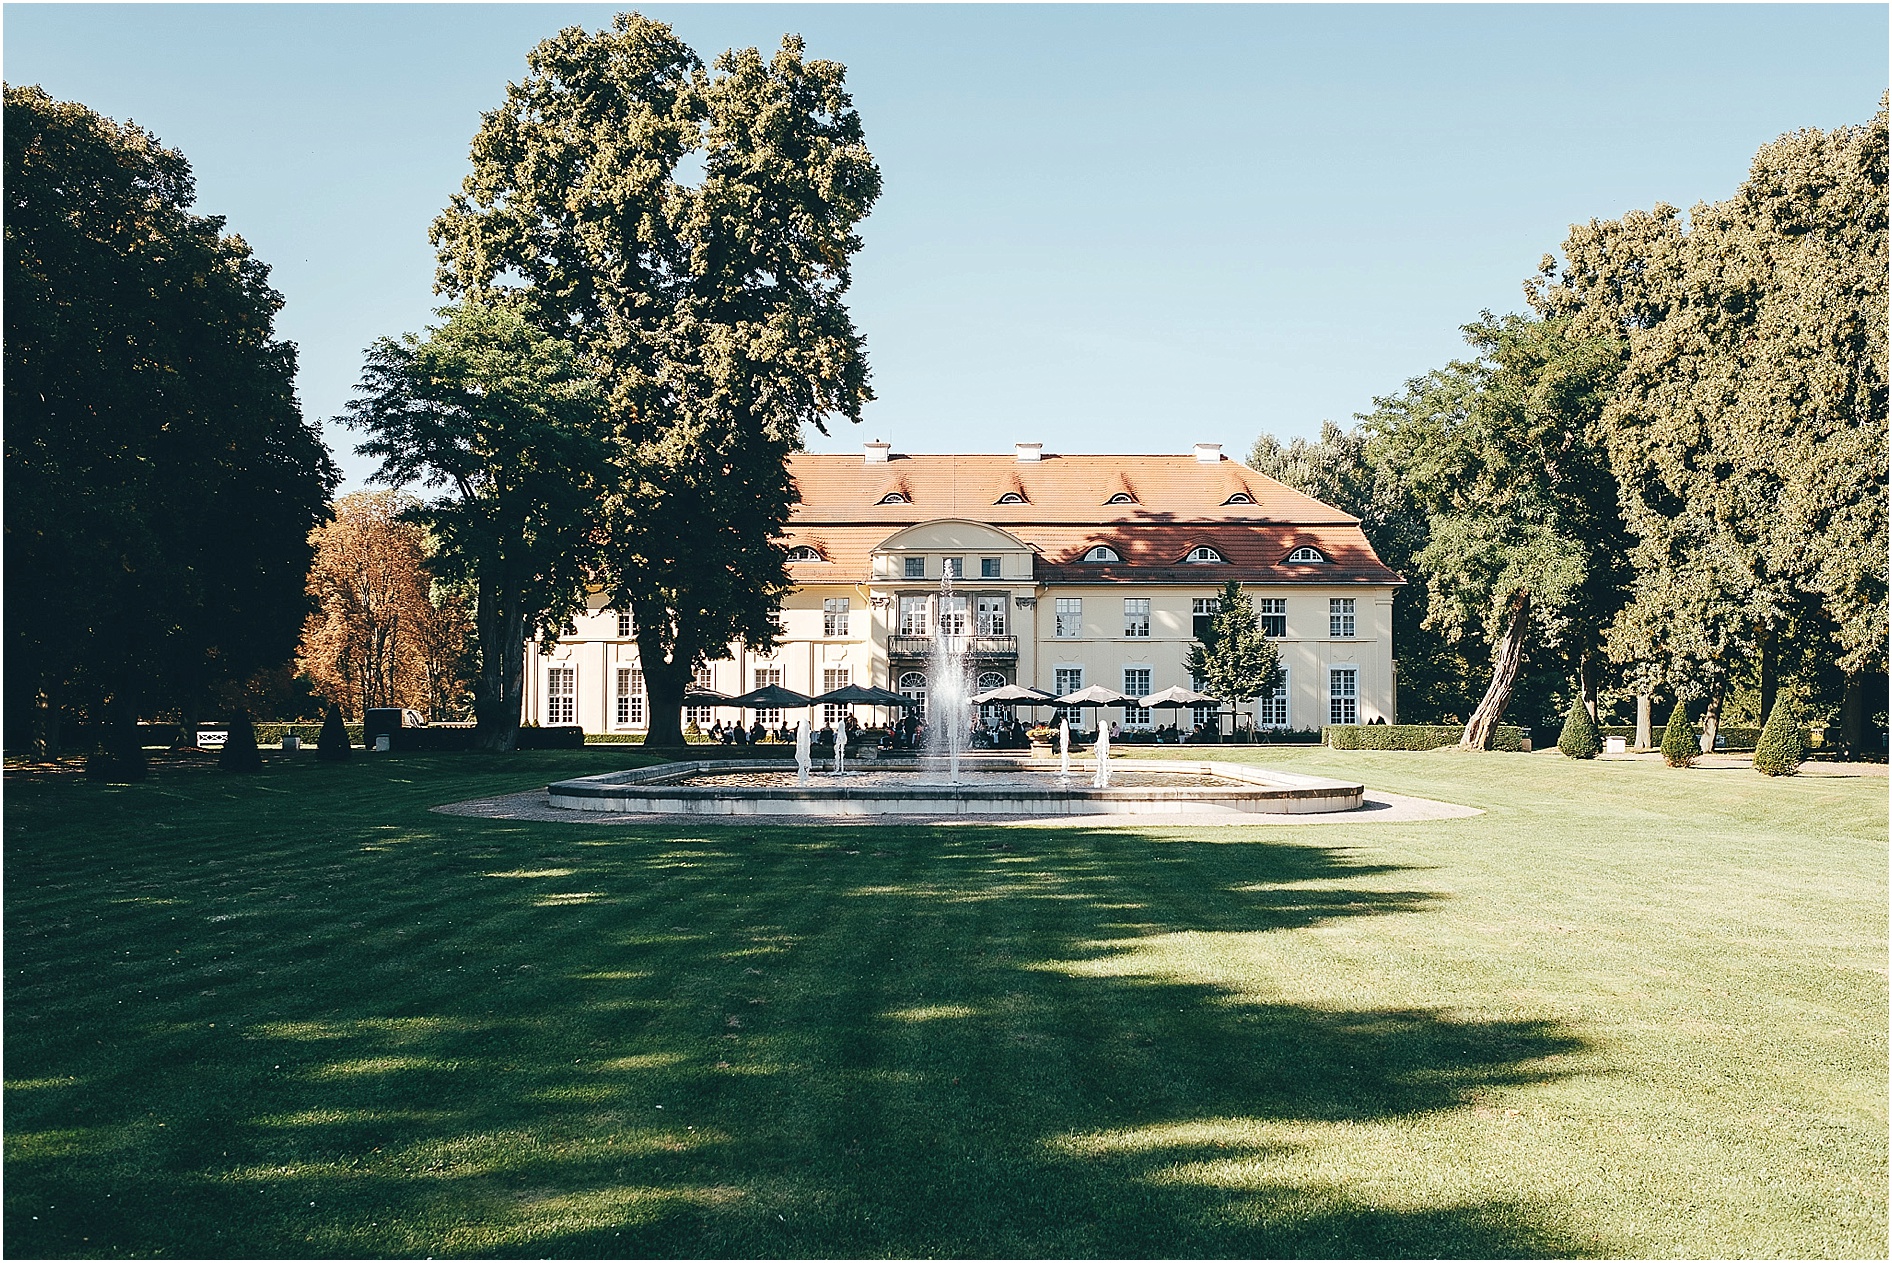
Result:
[218, 712, 263, 773]
[1185, 581, 1282, 735]
[1557, 693, 1602, 759]
[1752, 692, 1806, 776]
[1660, 700, 1697, 768]
[316, 706, 352, 763]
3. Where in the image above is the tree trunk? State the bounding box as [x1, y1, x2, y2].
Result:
[1462, 591, 1531, 750]
[1635, 692, 1652, 751]
[637, 625, 696, 748]
[1841, 671, 1863, 762]
[1699, 676, 1726, 754]
[1579, 650, 1598, 721]
[1759, 631, 1777, 731]
[473, 574, 523, 752]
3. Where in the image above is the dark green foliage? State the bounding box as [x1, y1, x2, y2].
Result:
[1185, 580, 1283, 720]
[83, 729, 148, 783]
[1753, 695, 1806, 776]
[1556, 695, 1602, 759]
[4, 86, 338, 755]
[511, 725, 585, 751]
[217, 714, 262, 773]
[1660, 701, 1697, 768]
[1326, 724, 1526, 752]
[316, 707, 352, 762]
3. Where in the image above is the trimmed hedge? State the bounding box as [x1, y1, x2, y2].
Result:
[1325, 724, 1526, 752]
[1752, 699, 1805, 776]
[1660, 703, 1696, 768]
[1557, 697, 1602, 759]
[259, 721, 363, 747]
[517, 726, 586, 750]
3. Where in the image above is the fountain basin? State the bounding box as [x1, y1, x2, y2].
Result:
[546, 757, 1364, 817]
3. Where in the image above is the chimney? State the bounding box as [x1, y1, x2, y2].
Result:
[1193, 442, 1222, 463]
[1015, 442, 1043, 462]
[864, 440, 891, 464]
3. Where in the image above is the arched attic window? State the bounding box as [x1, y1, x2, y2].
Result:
[1222, 492, 1255, 505]
[995, 492, 1026, 504]
[877, 491, 909, 505]
[785, 545, 824, 562]
[1286, 546, 1328, 563]
[1183, 545, 1225, 563]
[1104, 492, 1137, 505]
[1083, 545, 1122, 562]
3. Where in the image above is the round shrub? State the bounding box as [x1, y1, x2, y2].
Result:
[316, 706, 352, 762]
[218, 713, 262, 773]
[1752, 694, 1806, 777]
[1557, 695, 1603, 759]
[1660, 701, 1696, 768]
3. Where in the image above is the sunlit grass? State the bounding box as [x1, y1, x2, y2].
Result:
[4, 745, 1884, 1257]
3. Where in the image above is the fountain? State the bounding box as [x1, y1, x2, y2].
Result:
[924, 570, 972, 785]
[1092, 720, 1112, 789]
[833, 717, 848, 776]
[1058, 717, 1071, 778]
[795, 718, 812, 786]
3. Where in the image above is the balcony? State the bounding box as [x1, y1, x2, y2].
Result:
[888, 634, 1018, 660]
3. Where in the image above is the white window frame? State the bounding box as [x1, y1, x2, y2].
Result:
[617, 611, 633, 638]
[823, 597, 850, 638]
[1289, 546, 1327, 563]
[1330, 597, 1356, 638]
[1123, 598, 1150, 638]
[980, 556, 1002, 578]
[1122, 667, 1153, 727]
[898, 670, 928, 718]
[899, 595, 929, 637]
[903, 555, 925, 579]
[547, 666, 576, 726]
[1054, 597, 1083, 639]
[823, 667, 852, 727]
[1084, 545, 1121, 562]
[1053, 666, 1085, 726]
[942, 556, 965, 578]
[1328, 665, 1358, 726]
[938, 594, 969, 636]
[1258, 598, 1286, 638]
[751, 667, 784, 728]
[616, 667, 645, 728]
[1257, 666, 1289, 728]
[976, 595, 1007, 636]
[1185, 546, 1224, 563]
[685, 667, 717, 727]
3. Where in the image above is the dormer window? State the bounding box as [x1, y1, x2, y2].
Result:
[1083, 545, 1122, 562]
[878, 492, 908, 505]
[995, 492, 1026, 504]
[1287, 546, 1327, 563]
[1104, 492, 1137, 505]
[1184, 546, 1225, 563]
[785, 545, 823, 562]
[1222, 492, 1254, 505]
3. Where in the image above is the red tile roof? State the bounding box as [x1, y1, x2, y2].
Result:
[783, 452, 1402, 586]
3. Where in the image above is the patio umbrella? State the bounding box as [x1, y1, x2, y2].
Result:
[726, 684, 814, 709]
[680, 688, 735, 707]
[810, 684, 908, 708]
[972, 683, 1058, 706]
[1053, 685, 1138, 708]
[1138, 685, 1220, 709]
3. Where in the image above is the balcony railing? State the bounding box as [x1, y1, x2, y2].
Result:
[888, 634, 1018, 659]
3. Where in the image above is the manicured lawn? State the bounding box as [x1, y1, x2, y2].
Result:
[5, 746, 1884, 1258]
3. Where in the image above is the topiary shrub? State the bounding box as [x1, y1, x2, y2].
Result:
[1326, 724, 1527, 752]
[1556, 695, 1602, 759]
[316, 706, 352, 762]
[1752, 694, 1805, 776]
[1660, 701, 1696, 768]
[218, 713, 263, 773]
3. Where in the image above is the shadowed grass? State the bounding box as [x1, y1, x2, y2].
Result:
[4, 746, 1884, 1257]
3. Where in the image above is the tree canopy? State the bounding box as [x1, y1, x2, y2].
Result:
[4, 84, 338, 758]
[428, 14, 881, 745]
[1185, 581, 1283, 729]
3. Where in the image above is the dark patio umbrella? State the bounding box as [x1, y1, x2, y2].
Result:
[810, 684, 907, 707]
[681, 688, 735, 707]
[726, 684, 814, 709]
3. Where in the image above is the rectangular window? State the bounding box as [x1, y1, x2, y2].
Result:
[1190, 673, 1218, 732]
[1192, 596, 1221, 640]
[904, 555, 925, 579]
[547, 666, 576, 725]
[1329, 667, 1358, 726]
[1054, 667, 1084, 726]
[1258, 598, 1286, 638]
[617, 611, 633, 638]
[1055, 597, 1083, 639]
[1257, 667, 1289, 728]
[976, 596, 1007, 636]
[752, 667, 783, 727]
[1330, 597, 1356, 638]
[1123, 598, 1150, 638]
[980, 556, 1002, 579]
[823, 597, 850, 638]
[942, 557, 964, 578]
[685, 667, 716, 727]
[1123, 667, 1152, 726]
[616, 667, 645, 727]
[899, 595, 928, 636]
[823, 667, 851, 727]
[938, 595, 968, 636]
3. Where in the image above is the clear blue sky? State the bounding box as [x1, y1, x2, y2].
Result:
[7, 4, 1885, 489]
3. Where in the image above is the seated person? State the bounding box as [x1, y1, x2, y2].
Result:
[708, 720, 725, 742]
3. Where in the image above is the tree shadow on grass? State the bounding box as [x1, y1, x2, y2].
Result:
[5, 816, 1601, 1258]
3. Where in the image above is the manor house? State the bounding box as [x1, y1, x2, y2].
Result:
[525, 442, 1402, 735]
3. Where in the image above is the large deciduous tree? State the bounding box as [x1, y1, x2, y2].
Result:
[1535, 96, 1888, 755]
[5, 85, 338, 761]
[1365, 314, 1628, 749]
[297, 490, 473, 720]
[342, 296, 605, 750]
[430, 14, 881, 746]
